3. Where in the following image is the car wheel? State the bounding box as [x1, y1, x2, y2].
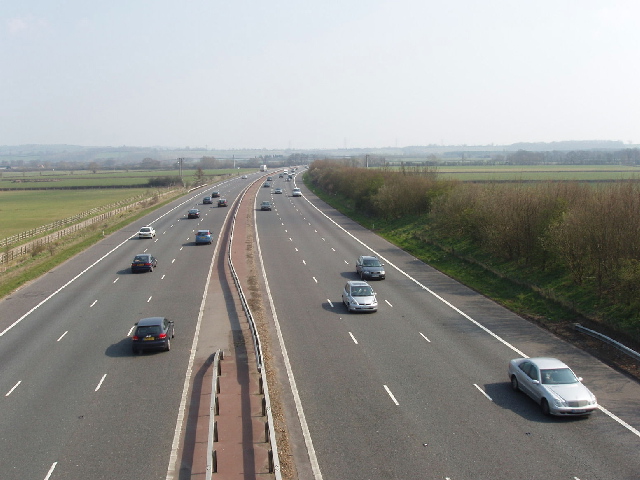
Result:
[149, 266, 153, 272]
[510, 375, 519, 391]
[359, 271, 364, 280]
[540, 398, 551, 416]
[165, 338, 171, 351]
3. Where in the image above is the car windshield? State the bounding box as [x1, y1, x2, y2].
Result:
[352, 286, 373, 296]
[136, 325, 161, 336]
[363, 259, 381, 267]
[541, 368, 578, 384]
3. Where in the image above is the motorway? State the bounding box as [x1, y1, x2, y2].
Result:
[1, 169, 640, 480]
[0, 174, 254, 480]
[254, 173, 640, 480]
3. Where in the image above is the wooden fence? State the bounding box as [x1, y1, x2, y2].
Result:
[0, 190, 176, 265]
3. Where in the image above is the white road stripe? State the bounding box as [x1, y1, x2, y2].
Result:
[95, 374, 107, 391]
[113, 277, 119, 283]
[44, 462, 57, 480]
[384, 385, 400, 405]
[5, 381, 21, 397]
[147, 296, 152, 302]
[57, 331, 68, 342]
[474, 383, 492, 401]
[419, 332, 431, 343]
[384, 299, 393, 307]
[349, 332, 358, 344]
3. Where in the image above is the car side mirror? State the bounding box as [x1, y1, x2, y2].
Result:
[532, 380, 540, 385]
[577, 377, 583, 381]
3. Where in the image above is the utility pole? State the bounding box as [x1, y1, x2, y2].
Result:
[177, 158, 184, 182]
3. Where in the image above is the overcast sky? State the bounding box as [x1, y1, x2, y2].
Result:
[1, 1, 639, 150]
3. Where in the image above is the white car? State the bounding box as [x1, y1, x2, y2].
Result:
[241, 175, 248, 179]
[138, 226, 156, 239]
[508, 357, 598, 416]
[342, 280, 377, 313]
[292, 188, 302, 197]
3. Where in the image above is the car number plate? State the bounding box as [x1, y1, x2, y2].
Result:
[144, 337, 155, 341]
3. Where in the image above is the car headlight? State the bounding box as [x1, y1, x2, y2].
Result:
[547, 391, 569, 408]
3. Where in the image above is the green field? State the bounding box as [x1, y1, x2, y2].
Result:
[433, 165, 640, 181]
[0, 188, 151, 239]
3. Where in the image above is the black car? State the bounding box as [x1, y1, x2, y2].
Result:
[211, 191, 220, 198]
[188, 208, 200, 219]
[203, 196, 213, 204]
[356, 255, 386, 280]
[131, 253, 157, 273]
[218, 198, 228, 207]
[131, 317, 175, 354]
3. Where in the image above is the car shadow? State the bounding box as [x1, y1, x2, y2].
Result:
[105, 337, 136, 357]
[339, 271, 359, 280]
[484, 382, 591, 423]
[117, 268, 134, 275]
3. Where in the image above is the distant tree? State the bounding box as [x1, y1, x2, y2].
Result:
[88, 162, 100, 173]
[141, 158, 161, 169]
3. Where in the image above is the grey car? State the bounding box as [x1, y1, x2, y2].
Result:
[356, 255, 385, 280]
[342, 280, 378, 313]
[508, 357, 598, 416]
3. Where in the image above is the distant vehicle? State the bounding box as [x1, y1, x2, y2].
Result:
[131, 317, 174, 354]
[138, 226, 155, 239]
[279, 174, 283, 178]
[131, 253, 157, 273]
[211, 191, 220, 198]
[241, 175, 248, 179]
[217, 198, 228, 207]
[274, 188, 283, 194]
[260, 201, 272, 211]
[283, 169, 288, 174]
[356, 255, 386, 280]
[188, 209, 200, 219]
[203, 196, 213, 204]
[267, 176, 273, 181]
[195, 230, 213, 245]
[342, 280, 377, 313]
[260, 165, 268, 172]
[263, 182, 271, 188]
[508, 357, 598, 416]
[292, 188, 302, 197]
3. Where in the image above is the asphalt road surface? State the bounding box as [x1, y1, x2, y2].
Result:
[0, 174, 255, 480]
[254, 174, 640, 480]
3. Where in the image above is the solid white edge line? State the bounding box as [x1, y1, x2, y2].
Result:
[474, 383, 493, 401]
[383, 385, 400, 405]
[255, 202, 324, 480]
[598, 405, 640, 438]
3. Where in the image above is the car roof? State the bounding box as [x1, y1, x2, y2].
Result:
[136, 316, 166, 326]
[134, 253, 151, 258]
[360, 255, 378, 260]
[525, 357, 570, 369]
[196, 230, 211, 234]
[347, 280, 370, 287]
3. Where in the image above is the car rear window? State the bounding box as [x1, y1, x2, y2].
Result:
[136, 325, 161, 336]
[133, 255, 148, 262]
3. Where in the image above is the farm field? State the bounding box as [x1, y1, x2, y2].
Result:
[433, 164, 640, 181]
[0, 168, 252, 189]
[0, 188, 150, 239]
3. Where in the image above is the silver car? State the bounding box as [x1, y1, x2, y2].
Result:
[508, 357, 598, 416]
[342, 280, 378, 313]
